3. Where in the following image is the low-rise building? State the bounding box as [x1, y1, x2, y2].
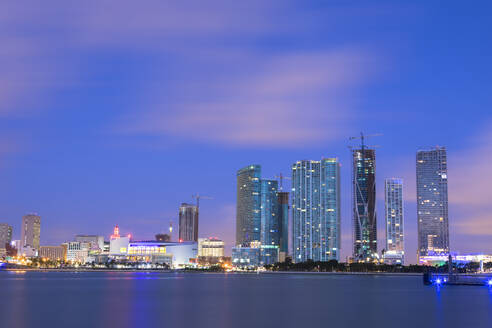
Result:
[39, 246, 66, 261]
[66, 241, 90, 263]
[232, 246, 261, 268]
[198, 237, 225, 258]
[419, 253, 492, 266]
[74, 235, 105, 251]
[383, 250, 404, 265]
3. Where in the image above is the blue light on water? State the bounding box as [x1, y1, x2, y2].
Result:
[487, 279, 492, 287]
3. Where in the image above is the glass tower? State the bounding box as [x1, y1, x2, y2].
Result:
[352, 148, 377, 262]
[416, 147, 449, 261]
[178, 203, 199, 242]
[260, 180, 279, 246]
[292, 158, 340, 263]
[236, 165, 261, 246]
[384, 178, 404, 264]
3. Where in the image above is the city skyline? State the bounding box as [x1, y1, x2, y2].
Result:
[0, 2, 491, 265]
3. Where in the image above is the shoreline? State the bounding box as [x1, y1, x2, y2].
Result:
[2, 268, 423, 276]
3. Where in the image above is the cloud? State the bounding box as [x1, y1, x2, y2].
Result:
[446, 125, 492, 238]
[118, 48, 378, 147]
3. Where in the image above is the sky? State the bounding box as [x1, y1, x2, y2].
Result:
[0, 1, 491, 264]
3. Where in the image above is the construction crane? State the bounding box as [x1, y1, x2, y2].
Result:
[348, 132, 382, 150]
[192, 194, 213, 210]
[274, 173, 291, 191]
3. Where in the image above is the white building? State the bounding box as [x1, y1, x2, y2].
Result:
[75, 235, 104, 251]
[383, 178, 404, 265]
[66, 241, 90, 263]
[198, 238, 225, 258]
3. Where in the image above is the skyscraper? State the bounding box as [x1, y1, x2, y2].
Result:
[236, 165, 261, 246]
[416, 147, 449, 261]
[384, 178, 404, 264]
[260, 180, 279, 246]
[352, 148, 377, 262]
[0, 223, 13, 256]
[179, 203, 199, 242]
[292, 158, 341, 263]
[277, 191, 289, 257]
[21, 214, 41, 252]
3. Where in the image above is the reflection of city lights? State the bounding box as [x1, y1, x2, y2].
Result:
[487, 280, 492, 286]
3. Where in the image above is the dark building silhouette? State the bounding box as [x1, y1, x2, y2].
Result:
[179, 203, 198, 242]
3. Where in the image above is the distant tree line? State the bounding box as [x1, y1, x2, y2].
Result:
[265, 259, 490, 274]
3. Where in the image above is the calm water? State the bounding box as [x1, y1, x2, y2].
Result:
[1, 271, 491, 328]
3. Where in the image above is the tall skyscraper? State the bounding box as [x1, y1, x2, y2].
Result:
[21, 214, 41, 251]
[292, 158, 341, 263]
[0, 223, 13, 255]
[260, 180, 279, 246]
[416, 146, 449, 261]
[352, 148, 377, 262]
[277, 191, 289, 257]
[236, 165, 261, 246]
[179, 203, 199, 242]
[384, 178, 404, 264]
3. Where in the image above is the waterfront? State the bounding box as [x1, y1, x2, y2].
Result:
[1, 272, 491, 328]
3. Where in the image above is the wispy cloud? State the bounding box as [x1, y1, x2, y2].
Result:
[118, 48, 378, 147]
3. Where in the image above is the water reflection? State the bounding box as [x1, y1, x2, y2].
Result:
[1, 272, 492, 328]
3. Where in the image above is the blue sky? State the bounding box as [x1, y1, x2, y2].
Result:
[1, 1, 491, 263]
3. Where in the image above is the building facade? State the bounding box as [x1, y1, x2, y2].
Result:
[292, 158, 341, 263]
[74, 235, 104, 251]
[0, 224, 13, 255]
[198, 237, 225, 258]
[277, 191, 289, 259]
[179, 203, 199, 242]
[21, 214, 41, 254]
[66, 241, 90, 263]
[260, 180, 280, 247]
[236, 165, 261, 246]
[232, 246, 261, 268]
[39, 246, 66, 261]
[384, 178, 404, 265]
[124, 241, 197, 268]
[416, 147, 449, 261]
[352, 148, 377, 262]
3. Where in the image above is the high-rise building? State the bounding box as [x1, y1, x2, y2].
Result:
[277, 191, 289, 258]
[0, 223, 13, 256]
[416, 146, 449, 261]
[260, 180, 279, 247]
[0, 223, 12, 247]
[292, 158, 341, 263]
[384, 178, 404, 265]
[179, 203, 199, 242]
[352, 148, 377, 262]
[21, 214, 41, 252]
[236, 165, 261, 246]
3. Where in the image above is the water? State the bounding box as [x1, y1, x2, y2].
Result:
[1, 271, 491, 328]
